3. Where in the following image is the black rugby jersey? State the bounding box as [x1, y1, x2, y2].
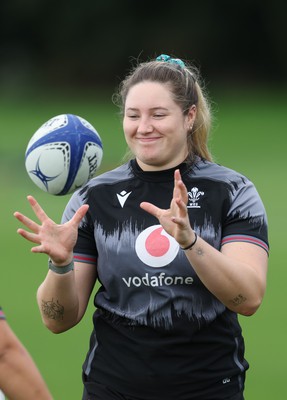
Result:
[62, 158, 269, 400]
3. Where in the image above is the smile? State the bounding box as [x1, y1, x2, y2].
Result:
[137, 137, 161, 142]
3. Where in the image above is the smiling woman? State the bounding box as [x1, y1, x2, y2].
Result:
[115, 54, 212, 168]
[14, 54, 269, 400]
[123, 81, 196, 170]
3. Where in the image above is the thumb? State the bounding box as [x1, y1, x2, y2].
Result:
[72, 204, 89, 225]
[140, 202, 160, 219]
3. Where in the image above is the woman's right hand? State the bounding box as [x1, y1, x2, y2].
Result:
[14, 195, 89, 265]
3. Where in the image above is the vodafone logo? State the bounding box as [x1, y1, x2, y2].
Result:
[135, 225, 179, 268]
[123, 226, 193, 288]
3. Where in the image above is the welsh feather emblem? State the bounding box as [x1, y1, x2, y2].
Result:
[187, 187, 204, 208]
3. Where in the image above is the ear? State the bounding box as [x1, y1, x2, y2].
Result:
[185, 105, 197, 129]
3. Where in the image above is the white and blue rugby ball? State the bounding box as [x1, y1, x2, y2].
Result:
[25, 114, 103, 195]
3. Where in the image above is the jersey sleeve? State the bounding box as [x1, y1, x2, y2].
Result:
[221, 177, 269, 253]
[0, 307, 5, 319]
[61, 190, 97, 264]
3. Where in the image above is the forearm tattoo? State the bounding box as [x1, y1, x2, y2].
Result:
[41, 298, 64, 320]
[230, 294, 247, 307]
[195, 247, 204, 256]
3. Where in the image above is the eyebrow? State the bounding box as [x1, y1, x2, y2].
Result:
[126, 107, 169, 112]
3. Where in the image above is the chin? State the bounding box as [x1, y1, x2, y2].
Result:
[137, 157, 172, 171]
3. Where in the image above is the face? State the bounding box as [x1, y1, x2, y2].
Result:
[123, 81, 196, 171]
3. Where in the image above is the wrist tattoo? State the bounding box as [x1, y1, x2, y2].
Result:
[41, 298, 64, 320]
[230, 294, 247, 306]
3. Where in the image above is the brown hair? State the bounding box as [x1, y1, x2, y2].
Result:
[113, 57, 213, 162]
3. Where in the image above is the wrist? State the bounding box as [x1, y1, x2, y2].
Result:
[48, 258, 74, 274]
[180, 231, 198, 251]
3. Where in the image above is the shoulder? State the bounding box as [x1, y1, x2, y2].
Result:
[61, 162, 133, 221]
[87, 162, 133, 187]
[73, 162, 132, 198]
[190, 159, 267, 213]
[192, 159, 251, 187]
[82, 162, 135, 194]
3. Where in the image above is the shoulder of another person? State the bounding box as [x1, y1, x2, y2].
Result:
[0, 308, 5, 320]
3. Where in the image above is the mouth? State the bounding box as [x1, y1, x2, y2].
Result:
[137, 136, 161, 143]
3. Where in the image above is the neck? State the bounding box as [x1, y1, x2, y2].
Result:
[136, 155, 189, 172]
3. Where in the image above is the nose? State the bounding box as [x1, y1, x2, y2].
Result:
[137, 117, 153, 134]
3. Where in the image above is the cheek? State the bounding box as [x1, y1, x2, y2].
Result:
[123, 118, 134, 134]
[123, 121, 131, 139]
[123, 123, 135, 148]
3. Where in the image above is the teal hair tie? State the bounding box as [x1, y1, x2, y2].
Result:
[156, 54, 171, 62]
[156, 54, 185, 68]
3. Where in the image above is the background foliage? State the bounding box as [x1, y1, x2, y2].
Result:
[0, 2, 286, 399]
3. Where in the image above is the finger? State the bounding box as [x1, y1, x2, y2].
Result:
[17, 229, 50, 254]
[16, 228, 41, 244]
[174, 169, 182, 181]
[171, 215, 187, 226]
[71, 204, 89, 225]
[31, 245, 48, 254]
[174, 171, 188, 204]
[140, 202, 161, 218]
[14, 212, 40, 233]
[27, 195, 50, 222]
[175, 197, 188, 217]
[173, 170, 182, 192]
[178, 179, 188, 198]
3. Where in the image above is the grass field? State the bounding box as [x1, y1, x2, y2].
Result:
[0, 86, 286, 399]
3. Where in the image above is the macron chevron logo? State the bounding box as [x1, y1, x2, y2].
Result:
[116, 190, 132, 208]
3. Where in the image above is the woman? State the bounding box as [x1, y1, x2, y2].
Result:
[14, 54, 269, 400]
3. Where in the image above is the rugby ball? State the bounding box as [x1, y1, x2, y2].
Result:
[25, 114, 103, 195]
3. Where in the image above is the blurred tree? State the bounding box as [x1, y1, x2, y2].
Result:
[0, 0, 286, 92]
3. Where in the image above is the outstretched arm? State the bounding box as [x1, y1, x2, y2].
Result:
[140, 170, 268, 316]
[0, 319, 53, 399]
[14, 196, 96, 333]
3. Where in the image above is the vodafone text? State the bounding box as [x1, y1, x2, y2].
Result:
[122, 272, 194, 288]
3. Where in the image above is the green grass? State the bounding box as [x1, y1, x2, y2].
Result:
[0, 87, 286, 399]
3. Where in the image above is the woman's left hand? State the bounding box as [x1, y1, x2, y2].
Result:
[140, 169, 195, 248]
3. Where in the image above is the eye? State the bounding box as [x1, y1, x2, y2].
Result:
[126, 114, 139, 120]
[153, 113, 166, 119]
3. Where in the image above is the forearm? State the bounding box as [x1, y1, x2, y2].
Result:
[0, 329, 52, 399]
[183, 235, 267, 315]
[37, 269, 80, 333]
